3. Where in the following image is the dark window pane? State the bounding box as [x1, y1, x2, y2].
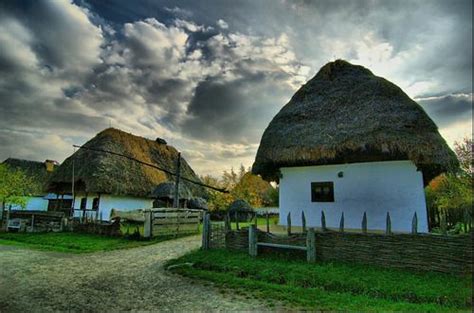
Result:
[311, 182, 334, 202]
[92, 198, 100, 211]
[80, 198, 87, 210]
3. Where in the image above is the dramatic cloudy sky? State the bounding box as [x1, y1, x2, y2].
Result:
[0, 0, 472, 176]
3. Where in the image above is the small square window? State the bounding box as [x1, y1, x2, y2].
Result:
[311, 182, 334, 202]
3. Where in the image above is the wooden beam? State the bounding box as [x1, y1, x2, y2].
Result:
[249, 224, 257, 257]
[306, 227, 316, 263]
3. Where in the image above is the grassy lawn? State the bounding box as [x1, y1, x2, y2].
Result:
[167, 249, 472, 312]
[0, 232, 187, 253]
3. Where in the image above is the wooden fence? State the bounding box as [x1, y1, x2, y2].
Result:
[202, 212, 473, 275]
[5, 210, 66, 232]
[143, 208, 202, 238]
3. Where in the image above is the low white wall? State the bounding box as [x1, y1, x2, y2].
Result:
[73, 193, 153, 220]
[279, 160, 428, 233]
[8, 197, 48, 211]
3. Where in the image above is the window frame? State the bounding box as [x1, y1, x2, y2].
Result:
[311, 181, 335, 202]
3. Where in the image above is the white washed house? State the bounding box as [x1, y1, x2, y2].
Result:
[47, 128, 205, 220]
[252, 60, 458, 233]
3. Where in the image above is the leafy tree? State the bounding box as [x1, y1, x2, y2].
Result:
[425, 137, 472, 232]
[201, 165, 279, 211]
[0, 164, 32, 210]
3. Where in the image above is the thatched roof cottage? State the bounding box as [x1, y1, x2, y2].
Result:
[2, 158, 60, 211]
[252, 60, 458, 232]
[48, 128, 205, 220]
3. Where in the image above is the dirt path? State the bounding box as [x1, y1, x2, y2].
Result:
[0, 236, 269, 312]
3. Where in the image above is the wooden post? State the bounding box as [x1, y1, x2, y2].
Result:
[144, 210, 152, 239]
[386, 212, 391, 235]
[202, 213, 210, 250]
[302, 211, 306, 233]
[287, 212, 291, 236]
[362, 212, 367, 234]
[306, 227, 316, 263]
[412, 212, 418, 234]
[224, 213, 231, 233]
[235, 211, 239, 230]
[339, 212, 344, 232]
[173, 153, 181, 208]
[31, 214, 35, 232]
[440, 212, 447, 235]
[266, 212, 270, 233]
[321, 210, 326, 231]
[254, 212, 258, 227]
[249, 224, 257, 257]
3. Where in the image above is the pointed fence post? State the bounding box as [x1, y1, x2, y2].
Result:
[362, 212, 367, 234]
[339, 212, 344, 232]
[412, 212, 418, 234]
[249, 224, 257, 257]
[144, 210, 152, 239]
[385, 212, 391, 235]
[287, 212, 292, 236]
[306, 227, 316, 263]
[266, 212, 270, 233]
[321, 210, 327, 231]
[254, 212, 258, 227]
[302, 211, 307, 233]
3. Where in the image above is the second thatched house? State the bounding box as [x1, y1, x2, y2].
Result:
[47, 128, 205, 220]
[252, 60, 458, 233]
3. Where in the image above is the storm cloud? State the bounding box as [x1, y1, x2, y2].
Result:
[0, 0, 471, 176]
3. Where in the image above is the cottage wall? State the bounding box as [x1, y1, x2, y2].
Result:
[72, 194, 153, 220]
[8, 196, 49, 211]
[279, 160, 428, 232]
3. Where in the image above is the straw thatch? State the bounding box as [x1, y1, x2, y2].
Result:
[189, 197, 208, 210]
[228, 199, 253, 212]
[2, 158, 56, 196]
[252, 60, 458, 183]
[151, 182, 193, 200]
[47, 128, 206, 198]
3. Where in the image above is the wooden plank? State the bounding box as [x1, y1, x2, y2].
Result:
[321, 210, 326, 231]
[386, 212, 391, 235]
[144, 210, 151, 238]
[287, 212, 291, 236]
[362, 211, 367, 234]
[306, 227, 316, 263]
[412, 212, 418, 234]
[257, 242, 307, 251]
[302, 211, 306, 233]
[266, 212, 270, 233]
[202, 213, 210, 250]
[249, 225, 257, 257]
[339, 212, 344, 232]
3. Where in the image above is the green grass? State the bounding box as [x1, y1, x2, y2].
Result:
[167, 249, 472, 312]
[0, 232, 185, 253]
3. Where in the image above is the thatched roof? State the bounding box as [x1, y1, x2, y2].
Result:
[252, 60, 458, 183]
[2, 158, 57, 196]
[47, 128, 206, 198]
[189, 197, 208, 210]
[228, 199, 253, 212]
[151, 182, 193, 200]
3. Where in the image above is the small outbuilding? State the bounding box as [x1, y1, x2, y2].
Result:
[228, 199, 254, 222]
[151, 182, 193, 208]
[252, 60, 458, 233]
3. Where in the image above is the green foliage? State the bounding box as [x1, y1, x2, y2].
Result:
[201, 165, 278, 212]
[425, 138, 473, 231]
[0, 163, 34, 209]
[167, 249, 472, 312]
[0, 232, 181, 253]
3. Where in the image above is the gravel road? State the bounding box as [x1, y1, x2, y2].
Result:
[0, 236, 270, 312]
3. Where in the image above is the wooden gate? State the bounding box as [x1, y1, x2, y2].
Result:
[144, 208, 202, 238]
